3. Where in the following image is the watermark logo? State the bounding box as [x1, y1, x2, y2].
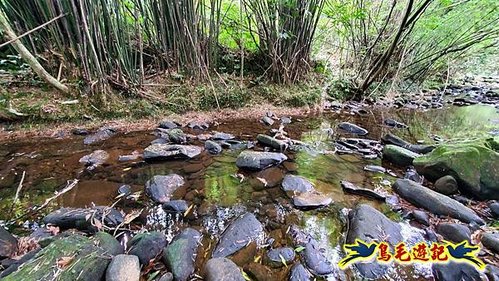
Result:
[339, 239, 485, 270]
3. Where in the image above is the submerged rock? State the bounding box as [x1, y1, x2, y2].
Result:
[338, 122, 368, 136]
[145, 174, 185, 203]
[363, 165, 386, 173]
[144, 144, 202, 160]
[383, 145, 420, 166]
[163, 228, 202, 281]
[106, 255, 140, 281]
[289, 226, 334, 276]
[436, 223, 471, 243]
[204, 258, 244, 281]
[257, 134, 288, 151]
[293, 191, 332, 209]
[345, 204, 402, 279]
[128, 232, 167, 266]
[212, 213, 263, 258]
[393, 179, 484, 225]
[281, 175, 314, 194]
[0, 227, 17, 258]
[43, 207, 124, 232]
[434, 175, 459, 195]
[235, 151, 287, 170]
[341, 181, 386, 201]
[83, 127, 116, 145]
[265, 247, 295, 268]
[414, 137, 499, 200]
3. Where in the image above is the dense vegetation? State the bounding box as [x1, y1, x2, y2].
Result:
[0, 0, 498, 113]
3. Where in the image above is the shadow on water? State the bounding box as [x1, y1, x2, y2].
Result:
[0, 104, 497, 280]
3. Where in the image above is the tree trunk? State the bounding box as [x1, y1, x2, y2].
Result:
[0, 10, 69, 94]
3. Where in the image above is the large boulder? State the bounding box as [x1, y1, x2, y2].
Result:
[106, 255, 141, 281]
[0, 227, 17, 259]
[212, 213, 263, 258]
[128, 232, 167, 266]
[144, 144, 202, 160]
[43, 207, 124, 233]
[204, 258, 244, 281]
[345, 204, 402, 279]
[163, 228, 202, 281]
[235, 151, 287, 170]
[413, 137, 499, 200]
[145, 174, 185, 203]
[383, 145, 420, 166]
[2, 235, 111, 281]
[393, 179, 484, 225]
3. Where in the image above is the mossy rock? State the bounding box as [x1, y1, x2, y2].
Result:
[2, 234, 112, 281]
[413, 137, 499, 200]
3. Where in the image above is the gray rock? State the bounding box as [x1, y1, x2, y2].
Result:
[204, 258, 244, 281]
[436, 223, 471, 243]
[289, 263, 313, 281]
[158, 272, 174, 281]
[382, 133, 435, 154]
[105, 255, 140, 281]
[404, 166, 424, 184]
[289, 226, 333, 276]
[338, 122, 368, 135]
[0, 228, 17, 258]
[411, 210, 430, 226]
[205, 140, 222, 155]
[166, 128, 187, 144]
[162, 200, 189, 213]
[94, 232, 123, 256]
[346, 204, 402, 279]
[159, 120, 180, 129]
[257, 134, 288, 151]
[79, 150, 109, 170]
[384, 119, 408, 129]
[83, 128, 116, 145]
[128, 232, 167, 266]
[0, 249, 40, 278]
[341, 181, 386, 201]
[43, 207, 124, 233]
[163, 228, 202, 281]
[292, 192, 332, 209]
[118, 185, 132, 197]
[261, 116, 274, 126]
[432, 262, 484, 281]
[144, 144, 202, 160]
[212, 132, 235, 141]
[265, 247, 295, 268]
[489, 202, 499, 218]
[393, 179, 484, 225]
[187, 121, 209, 130]
[363, 165, 386, 173]
[212, 213, 263, 258]
[280, 116, 292, 125]
[145, 174, 185, 203]
[383, 145, 420, 166]
[434, 175, 459, 195]
[486, 265, 499, 281]
[235, 151, 287, 170]
[482, 233, 499, 253]
[282, 175, 314, 194]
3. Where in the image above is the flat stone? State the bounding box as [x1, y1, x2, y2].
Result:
[393, 179, 484, 225]
[261, 116, 274, 126]
[235, 151, 287, 170]
[187, 121, 209, 130]
[281, 175, 314, 194]
[382, 133, 435, 154]
[83, 128, 116, 145]
[204, 258, 244, 281]
[105, 255, 140, 281]
[292, 192, 332, 209]
[338, 122, 368, 135]
[144, 144, 202, 160]
[363, 165, 386, 173]
[341, 181, 386, 201]
[145, 174, 185, 203]
[383, 145, 420, 166]
[212, 132, 235, 141]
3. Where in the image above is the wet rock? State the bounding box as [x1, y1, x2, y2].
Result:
[382, 133, 435, 154]
[432, 262, 484, 281]
[244, 262, 273, 281]
[158, 273, 174, 281]
[434, 175, 459, 195]
[486, 265, 499, 281]
[251, 167, 284, 189]
[162, 200, 189, 213]
[425, 228, 438, 242]
[0, 227, 17, 258]
[363, 165, 386, 173]
[165, 128, 187, 144]
[265, 247, 295, 268]
[117, 184, 132, 197]
[338, 122, 368, 136]
[482, 233, 499, 254]
[83, 127, 116, 145]
[410, 210, 430, 226]
[341, 181, 386, 201]
[346, 204, 402, 279]
[205, 140, 222, 155]
[436, 223, 471, 243]
[384, 118, 408, 129]
[79, 150, 109, 170]
[145, 174, 185, 203]
[212, 132, 235, 141]
[489, 202, 499, 218]
[281, 175, 314, 194]
[159, 120, 180, 129]
[289, 226, 333, 276]
[43, 207, 124, 233]
[413, 137, 499, 200]
[128, 232, 167, 266]
[163, 228, 202, 281]
[212, 213, 263, 258]
[118, 151, 141, 162]
[289, 263, 313, 281]
[144, 144, 202, 160]
[383, 145, 420, 166]
[94, 232, 124, 256]
[187, 121, 209, 130]
[0, 249, 40, 278]
[393, 179, 484, 225]
[106, 254, 140, 281]
[292, 191, 332, 209]
[1, 235, 111, 281]
[257, 134, 288, 151]
[204, 258, 244, 281]
[235, 151, 287, 170]
[404, 166, 424, 184]
[221, 140, 255, 150]
[261, 116, 275, 126]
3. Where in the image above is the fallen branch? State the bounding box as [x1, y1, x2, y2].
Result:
[9, 171, 26, 214]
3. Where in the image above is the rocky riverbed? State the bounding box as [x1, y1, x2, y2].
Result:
[0, 83, 498, 280]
